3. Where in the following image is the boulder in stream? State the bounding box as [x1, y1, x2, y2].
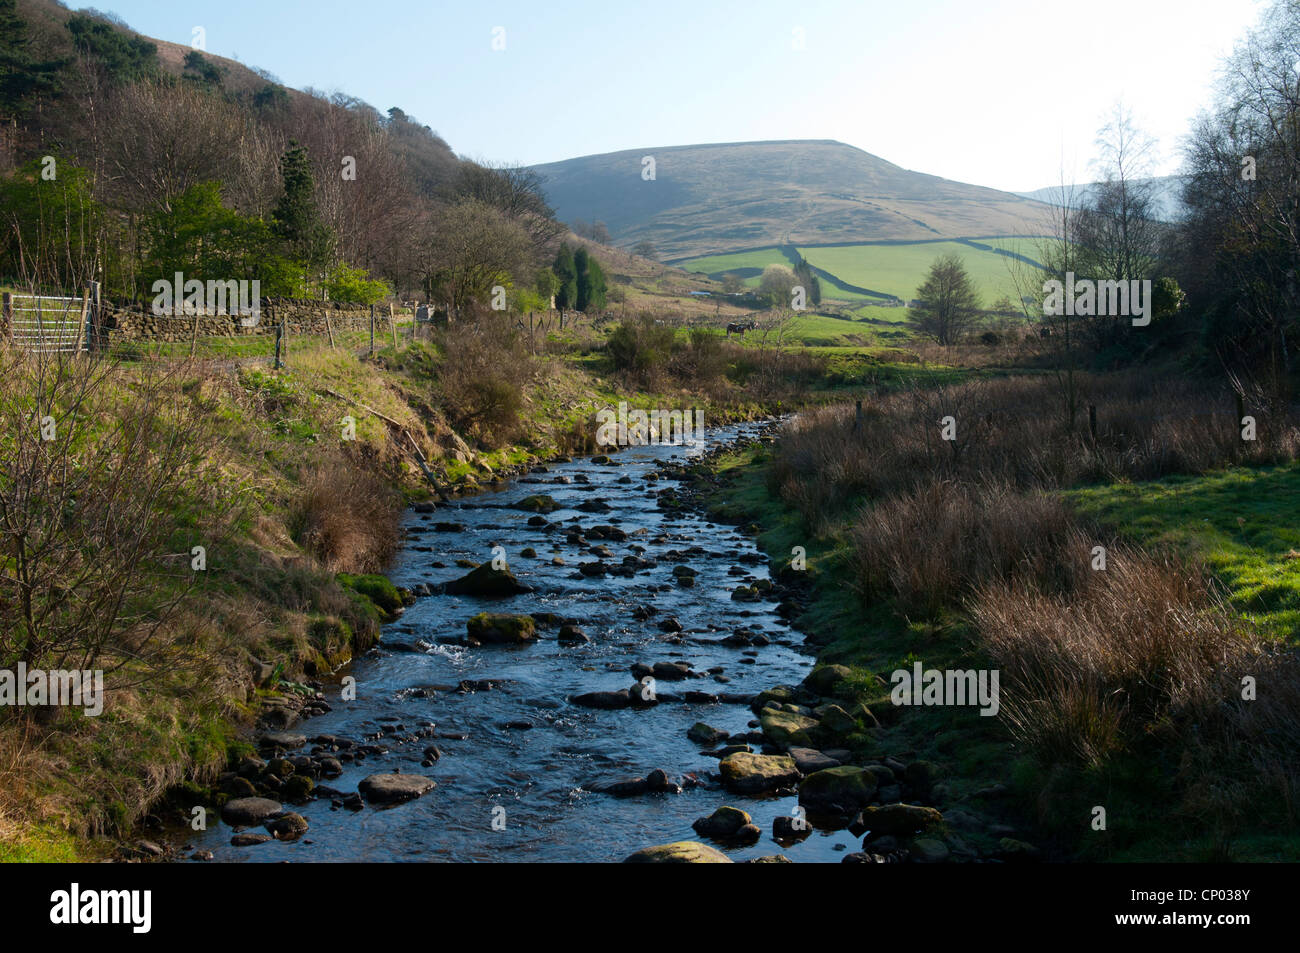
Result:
[718, 752, 800, 794]
[466, 613, 538, 644]
[446, 564, 533, 597]
[623, 841, 733, 863]
[358, 773, 437, 804]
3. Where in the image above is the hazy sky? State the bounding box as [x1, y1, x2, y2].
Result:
[95, 0, 1266, 192]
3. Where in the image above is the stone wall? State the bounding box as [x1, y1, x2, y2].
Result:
[93, 299, 382, 345]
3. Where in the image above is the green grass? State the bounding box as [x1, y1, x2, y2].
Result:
[1065, 462, 1300, 640]
[676, 249, 888, 304]
[0, 825, 86, 862]
[678, 238, 1042, 312]
[701, 440, 1300, 862]
[798, 241, 1028, 304]
[677, 248, 792, 285]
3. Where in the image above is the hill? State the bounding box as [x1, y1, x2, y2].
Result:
[1015, 175, 1187, 223]
[531, 139, 1054, 261]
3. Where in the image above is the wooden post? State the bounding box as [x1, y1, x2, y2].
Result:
[325, 310, 337, 349]
[389, 302, 398, 349]
[853, 399, 864, 435]
[274, 321, 283, 369]
[3, 291, 13, 345]
[369, 304, 375, 356]
[90, 280, 101, 351]
[77, 291, 90, 354]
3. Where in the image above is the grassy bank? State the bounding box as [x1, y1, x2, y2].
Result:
[696, 371, 1300, 862]
[0, 313, 869, 860]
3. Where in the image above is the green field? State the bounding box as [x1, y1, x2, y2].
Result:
[680, 238, 1046, 310]
[1065, 463, 1300, 640]
[680, 248, 880, 303]
[797, 241, 1028, 304]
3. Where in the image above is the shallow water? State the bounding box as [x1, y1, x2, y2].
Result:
[189, 421, 860, 862]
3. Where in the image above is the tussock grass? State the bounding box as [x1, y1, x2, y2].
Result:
[769, 365, 1300, 853]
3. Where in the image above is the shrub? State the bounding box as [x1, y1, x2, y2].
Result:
[606, 314, 677, 383]
[291, 455, 401, 573]
[434, 315, 530, 445]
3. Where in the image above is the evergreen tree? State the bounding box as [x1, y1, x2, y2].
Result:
[553, 243, 577, 310]
[272, 140, 333, 268]
[793, 255, 822, 306]
[0, 0, 65, 119]
[182, 50, 226, 90]
[585, 256, 607, 311]
[66, 13, 159, 84]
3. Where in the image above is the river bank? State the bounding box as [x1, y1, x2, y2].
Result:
[126, 418, 1033, 864]
[142, 420, 868, 862]
[2, 338, 821, 862]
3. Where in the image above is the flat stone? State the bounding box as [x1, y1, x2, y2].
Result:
[358, 773, 436, 804]
[220, 797, 283, 826]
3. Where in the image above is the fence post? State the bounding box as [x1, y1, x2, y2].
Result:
[90, 280, 101, 351]
[853, 399, 863, 435]
[389, 302, 397, 349]
[2, 292, 11, 345]
[1236, 393, 1247, 456]
[78, 291, 90, 354]
[369, 304, 375, 356]
[274, 321, 283, 369]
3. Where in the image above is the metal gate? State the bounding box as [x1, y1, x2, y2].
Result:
[3, 293, 88, 353]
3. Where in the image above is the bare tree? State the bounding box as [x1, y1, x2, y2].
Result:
[418, 198, 533, 315]
[99, 80, 252, 215]
[1073, 104, 1163, 346]
[0, 351, 232, 686]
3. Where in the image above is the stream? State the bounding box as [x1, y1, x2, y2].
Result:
[186, 420, 860, 862]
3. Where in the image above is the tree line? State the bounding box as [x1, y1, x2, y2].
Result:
[0, 0, 575, 314]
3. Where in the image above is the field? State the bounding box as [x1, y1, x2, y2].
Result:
[1066, 463, 1300, 640]
[678, 237, 1047, 311]
[797, 240, 1031, 304]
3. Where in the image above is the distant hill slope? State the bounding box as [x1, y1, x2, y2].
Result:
[531, 140, 1053, 261]
[1015, 175, 1187, 223]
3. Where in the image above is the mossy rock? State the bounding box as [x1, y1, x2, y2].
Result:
[692, 806, 752, 838]
[802, 664, 853, 698]
[856, 803, 943, 836]
[749, 685, 797, 714]
[623, 841, 733, 863]
[338, 573, 403, 622]
[514, 494, 560, 513]
[798, 766, 878, 813]
[719, 752, 800, 794]
[466, 613, 538, 644]
[445, 563, 533, 597]
[282, 774, 314, 802]
[759, 708, 819, 749]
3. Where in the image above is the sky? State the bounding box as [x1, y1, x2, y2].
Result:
[90, 0, 1267, 192]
